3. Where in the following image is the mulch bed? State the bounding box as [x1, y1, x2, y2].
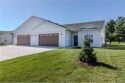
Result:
[75, 60, 118, 70]
[75, 60, 100, 66]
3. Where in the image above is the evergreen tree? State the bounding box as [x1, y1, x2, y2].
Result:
[79, 38, 97, 63]
[115, 17, 125, 43]
[105, 20, 116, 44]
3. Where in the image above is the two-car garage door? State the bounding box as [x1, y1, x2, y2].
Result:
[39, 33, 59, 46]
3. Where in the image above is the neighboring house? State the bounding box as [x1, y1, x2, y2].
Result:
[13, 16, 105, 47]
[0, 31, 13, 44]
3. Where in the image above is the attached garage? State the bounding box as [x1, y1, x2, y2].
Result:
[17, 35, 30, 45]
[39, 33, 59, 46]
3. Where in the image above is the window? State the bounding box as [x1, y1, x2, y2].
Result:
[39, 34, 43, 36]
[84, 35, 93, 43]
[48, 33, 53, 36]
[54, 33, 58, 35]
[44, 34, 48, 36]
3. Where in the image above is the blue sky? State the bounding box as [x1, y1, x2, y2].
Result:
[0, 0, 125, 31]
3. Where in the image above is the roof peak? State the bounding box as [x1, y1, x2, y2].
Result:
[30, 16, 69, 30]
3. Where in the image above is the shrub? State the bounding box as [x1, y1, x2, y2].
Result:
[79, 38, 97, 63]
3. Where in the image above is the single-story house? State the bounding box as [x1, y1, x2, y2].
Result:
[13, 16, 105, 47]
[0, 31, 13, 44]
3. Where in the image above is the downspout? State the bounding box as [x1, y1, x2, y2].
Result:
[11, 32, 14, 44]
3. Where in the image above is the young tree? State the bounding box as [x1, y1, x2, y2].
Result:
[79, 38, 97, 63]
[105, 20, 116, 44]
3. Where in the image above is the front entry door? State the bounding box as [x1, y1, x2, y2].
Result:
[74, 35, 78, 46]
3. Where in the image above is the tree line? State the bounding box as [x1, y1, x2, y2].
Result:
[106, 17, 125, 44]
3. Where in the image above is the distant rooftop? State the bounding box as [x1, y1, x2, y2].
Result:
[0, 31, 13, 35]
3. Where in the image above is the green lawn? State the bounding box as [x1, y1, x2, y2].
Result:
[107, 42, 125, 45]
[0, 43, 125, 82]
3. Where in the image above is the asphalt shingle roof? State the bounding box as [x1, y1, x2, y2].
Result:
[64, 20, 105, 31]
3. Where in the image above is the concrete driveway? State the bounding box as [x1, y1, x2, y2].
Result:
[0, 45, 57, 61]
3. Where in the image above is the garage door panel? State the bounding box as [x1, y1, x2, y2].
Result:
[39, 33, 59, 46]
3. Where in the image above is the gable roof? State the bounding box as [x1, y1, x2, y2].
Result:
[64, 20, 105, 31]
[14, 16, 70, 33]
[79, 24, 100, 30]
[32, 16, 69, 30]
[14, 16, 105, 33]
